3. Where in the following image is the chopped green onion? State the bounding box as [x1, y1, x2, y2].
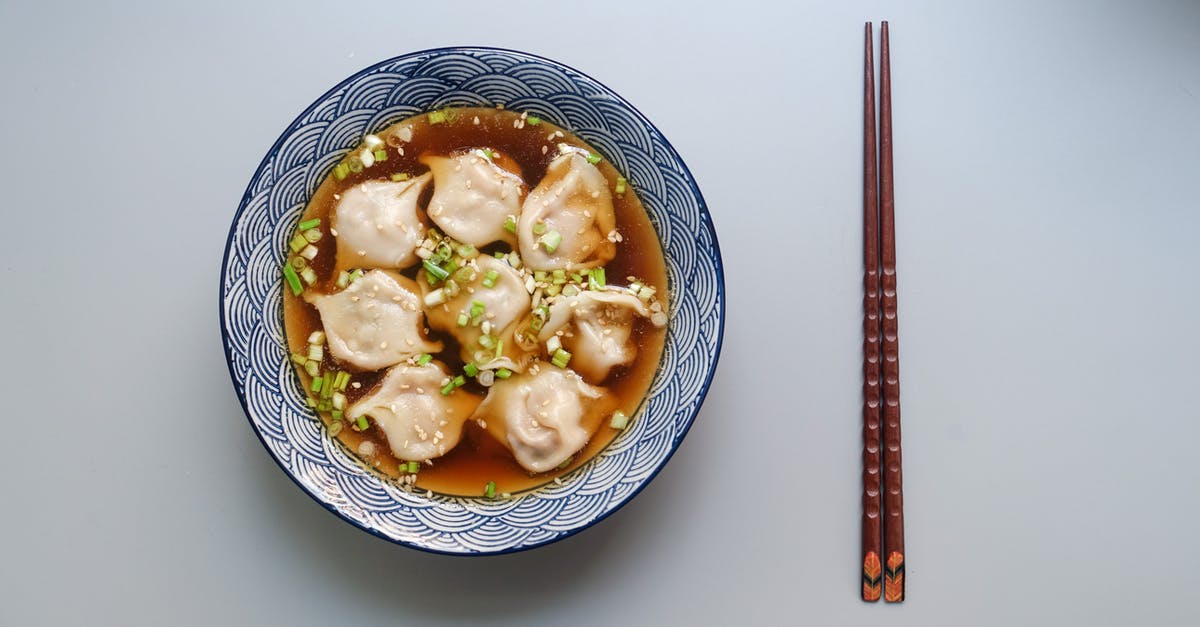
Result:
[456, 243, 478, 258]
[534, 270, 547, 282]
[334, 371, 350, 391]
[333, 163, 350, 180]
[308, 330, 325, 344]
[307, 344, 323, 361]
[443, 279, 460, 298]
[390, 172, 409, 182]
[464, 363, 479, 377]
[332, 392, 346, 411]
[456, 312, 469, 327]
[348, 157, 363, 173]
[290, 256, 307, 271]
[546, 335, 562, 354]
[495, 368, 512, 379]
[300, 245, 318, 261]
[503, 215, 516, 233]
[452, 375, 465, 388]
[303, 229, 323, 243]
[298, 218, 321, 231]
[348, 269, 364, 284]
[562, 284, 580, 297]
[480, 148, 494, 160]
[290, 353, 307, 365]
[318, 398, 332, 412]
[423, 259, 450, 282]
[331, 409, 343, 421]
[328, 418, 343, 436]
[406, 461, 420, 474]
[356, 415, 369, 431]
[556, 456, 574, 470]
[539, 230, 562, 253]
[570, 272, 583, 283]
[305, 397, 317, 409]
[586, 152, 602, 165]
[551, 269, 566, 284]
[423, 288, 447, 307]
[282, 264, 303, 296]
[428, 110, 447, 124]
[478, 334, 496, 350]
[336, 271, 350, 289]
[615, 176, 627, 194]
[544, 284, 561, 297]
[303, 360, 320, 377]
[453, 266, 477, 282]
[589, 267, 606, 290]
[494, 337, 504, 360]
[532, 222, 547, 236]
[373, 149, 388, 162]
[311, 376, 324, 393]
[300, 267, 318, 286]
[469, 300, 486, 319]
[551, 348, 572, 368]
[440, 380, 456, 395]
[535, 304, 550, 320]
[529, 317, 544, 332]
[417, 353, 433, 366]
[610, 410, 630, 430]
[482, 269, 499, 288]
[289, 233, 308, 253]
[483, 481, 496, 499]
[526, 115, 541, 125]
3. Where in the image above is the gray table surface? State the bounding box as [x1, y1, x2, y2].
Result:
[3, 1, 1198, 625]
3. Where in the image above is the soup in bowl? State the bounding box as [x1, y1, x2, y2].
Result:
[220, 48, 723, 554]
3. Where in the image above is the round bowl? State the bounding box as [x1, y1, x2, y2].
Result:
[219, 47, 724, 554]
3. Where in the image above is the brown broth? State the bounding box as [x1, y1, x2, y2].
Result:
[283, 107, 668, 497]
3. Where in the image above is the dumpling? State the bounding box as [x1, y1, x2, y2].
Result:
[346, 362, 481, 461]
[304, 270, 442, 371]
[420, 151, 524, 247]
[332, 174, 432, 270]
[474, 367, 605, 473]
[538, 289, 666, 382]
[418, 254, 531, 371]
[518, 151, 617, 271]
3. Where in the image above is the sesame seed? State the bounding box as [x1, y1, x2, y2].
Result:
[473, 116, 480, 125]
[330, 228, 339, 236]
[380, 341, 388, 349]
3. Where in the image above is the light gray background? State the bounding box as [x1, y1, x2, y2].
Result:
[2, 0, 1197, 625]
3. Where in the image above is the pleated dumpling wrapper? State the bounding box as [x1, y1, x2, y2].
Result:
[346, 361, 481, 461]
[518, 151, 617, 271]
[420, 151, 524, 248]
[304, 270, 442, 371]
[538, 289, 666, 382]
[332, 174, 431, 270]
[474, 367, 608, 473]
[419, 254, 531, 372]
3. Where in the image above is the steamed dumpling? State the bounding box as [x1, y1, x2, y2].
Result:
[332, 174, 432, 270]
[304, 270, 441, 371]
[420, 151, 524, 247]
[538, 289, 665, 382]
[474, 367, 604, 473]
[418, 254, 531, 371]
[518, 151, 617, 271]
[346, 362, 481, 461]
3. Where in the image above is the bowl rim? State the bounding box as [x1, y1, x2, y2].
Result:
[219, 45, 725, 555]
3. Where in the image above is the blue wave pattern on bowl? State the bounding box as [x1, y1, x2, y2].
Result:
[220, 48, 723, 554]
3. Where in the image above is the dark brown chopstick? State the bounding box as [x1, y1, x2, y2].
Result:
[878, 20, 906, 604]
[860, 21, 884, 604]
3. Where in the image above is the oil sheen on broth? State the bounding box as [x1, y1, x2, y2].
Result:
[282, 107, 668, 497]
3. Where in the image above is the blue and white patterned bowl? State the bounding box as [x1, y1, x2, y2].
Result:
[219, 47, 724, 554]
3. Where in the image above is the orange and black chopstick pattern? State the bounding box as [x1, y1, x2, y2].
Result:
[862, 20, 905, 604]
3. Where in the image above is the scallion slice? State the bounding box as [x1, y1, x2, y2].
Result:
[562, 284, 580, 297]
[417, 353, 433, 366]
[503, 215, 516, 233]
[298, 218, 321, 231]
[336, 271, 350, 288]
[290, 353, 307, 365]
[311, 376, 324, 393]
[303, 360, 320, 377]
[551, 269, 566, 284]
[347, 269, 364, 284]
[299, 267, 318, 286]
[589, 267, 606, 290]
[464, 363, 479, 377]
[484, 481, 496, 499]
[428, 110, 447, 124]
[526, 115, 541, 125]
[423, 288, 447, 307]
[478, 334, 496, 350]
[453, 375, 465, 388]
[551, 348, 572, 369]
[407, 461, 420, 474]
[482, 269, 499, 288]
[282, 264, 303, 296]
[307, 344, 323, 361]
[456, 312, 469, 327]
[373, 149, 388, 162]
[390, 172, 409, 182]
[333, 163, 350, 180]
[586, 152, 602, 165]
[332, 392, 346, 411]
[532, 222, 547, 236]
[610, 410, 630, 430]
[440, 380, 456, 395]
[469, 300, 485, 319]
[546, 335, 562, 355]
[308, 330, 325, 344]
[348, 157, 363, 173]
[289, 233, 308, 253]
[539, 230, 562, 253]
[456, 243, 478, 258]
[615, 176, 627, 194]
[495, 368, 512, 379]
[303, 229, 323, 244]
[356, 415, 369, 431]
[423, 259, 450, 282]
[318, 398, 332, 412]
[328, 418, 343, 436]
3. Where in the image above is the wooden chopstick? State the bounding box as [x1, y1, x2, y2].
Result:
[878, 20, 906, 604]
[860, 20, 884, 604]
